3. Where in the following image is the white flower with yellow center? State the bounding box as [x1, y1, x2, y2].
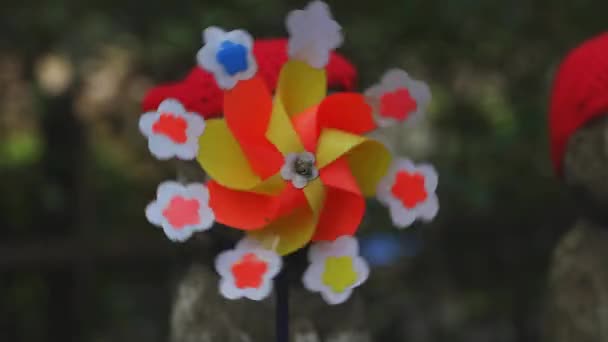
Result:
[302, 236, 369, 305]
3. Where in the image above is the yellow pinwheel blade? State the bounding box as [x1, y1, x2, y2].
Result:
[316, 128, 392, 196]
[197, 119, 284, 194]
[276, 60, 327, 117]
[248, 206, 316, 256]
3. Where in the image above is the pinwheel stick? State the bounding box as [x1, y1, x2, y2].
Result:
[275, 269, 289, 342]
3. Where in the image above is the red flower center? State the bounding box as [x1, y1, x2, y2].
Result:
[391, 171, 428, 209]
[380, 88, 417, 120]
[162, 196, 201, 229]
[231, 253, 268, 289]
[152, 113, 188, 143]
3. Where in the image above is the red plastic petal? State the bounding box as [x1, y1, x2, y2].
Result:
[317, 93, 377, 134]
[312, 158, 365, 241]
[208, 181, 307, 231]
[223, 77, 284, 179]
[142, 81, 223, 119]
[291, 105, 320, 152]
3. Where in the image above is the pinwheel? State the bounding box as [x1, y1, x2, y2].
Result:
[139, 0, 439, 305]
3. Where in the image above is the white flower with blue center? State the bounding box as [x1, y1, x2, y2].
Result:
[196, 26, 258, 89]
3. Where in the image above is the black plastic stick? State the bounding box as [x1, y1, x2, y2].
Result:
[275, 269, 289, 342]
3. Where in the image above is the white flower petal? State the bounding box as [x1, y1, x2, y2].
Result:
[382, 69, 410, 89]
[184, 112, 206, 138]
[138, 112, 159, 137]
[157, 98, 186, 115]
[418, 194, 439, 222]
[280, 153, 298, 181]
[388, 201, 417, 229]
[309, 167, 319, 180]
[148, 137, 178, 160]
[308, 235, 359, 263]
[292, 175, 309, 189]
[172, 142, 199, 160]
[203, 26, 225, 44]
[280, 165, 296, 181]
[301, 151, 316, 163]
[320, 288, 353, 305]
[286, 1, 343, 69]
[186, 183, 210, 203]
[418, 164, 438, 193]
[145, 201, 162, 226]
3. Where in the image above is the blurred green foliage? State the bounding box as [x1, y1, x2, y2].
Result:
[1, 0, 607, 341]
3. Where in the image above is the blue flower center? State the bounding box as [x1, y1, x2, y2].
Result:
[216, 40, 248, 76]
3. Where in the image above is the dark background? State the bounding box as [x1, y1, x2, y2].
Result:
[1, 0, 606, 341]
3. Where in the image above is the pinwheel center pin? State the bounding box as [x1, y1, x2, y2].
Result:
[294, 158, 315, 177]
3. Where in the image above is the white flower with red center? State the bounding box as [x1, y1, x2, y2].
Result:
[139, 99, 205, 160]
[145, 181, 214, 242]
[215, 238, 283, 300]
[364, 69, 431, 127]
[376, 158, 439, 228]
[286, 1, 343, 68]
[197, 26, 257, 89]
[302, 236, 370, 305]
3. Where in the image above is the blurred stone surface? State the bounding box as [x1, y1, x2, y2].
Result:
[170, 264, 371, 342]
[545, 220, 608, 342]
[545, 116, 608, 341]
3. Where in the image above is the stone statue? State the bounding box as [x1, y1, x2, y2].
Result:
[544, 32, 608, 341]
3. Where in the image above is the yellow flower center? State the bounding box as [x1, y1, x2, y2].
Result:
[321, 256, 358, 293]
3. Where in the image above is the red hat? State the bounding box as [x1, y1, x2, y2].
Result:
[549, 32, 608, 175]
[142, 38, 357, 118]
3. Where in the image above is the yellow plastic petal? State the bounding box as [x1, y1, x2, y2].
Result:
[315, 129, 367, 169]
[347, 140, 392, 196]
[248, 206, 316, 256]
[315, 128, 392, 196]
[322, 256, 358, 293]
[197, 119, 285, 195]
[303, 178, 325, 219]
[266, 96, 305, 154]
[276, 60, 327, 117]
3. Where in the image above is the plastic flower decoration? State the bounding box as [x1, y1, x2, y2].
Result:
[365, 69, 431, 128]
[376, 159, 439, 228]
[145, 181, 215, 242]
[303, 236, 369, 304]
[139, 99, 206, 160]
[215, 237, 283, 300]
[139, 0, 439, 305]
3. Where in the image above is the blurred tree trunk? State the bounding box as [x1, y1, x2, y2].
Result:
[39, 87, 87, 342]
[544, 220, 608, 342]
